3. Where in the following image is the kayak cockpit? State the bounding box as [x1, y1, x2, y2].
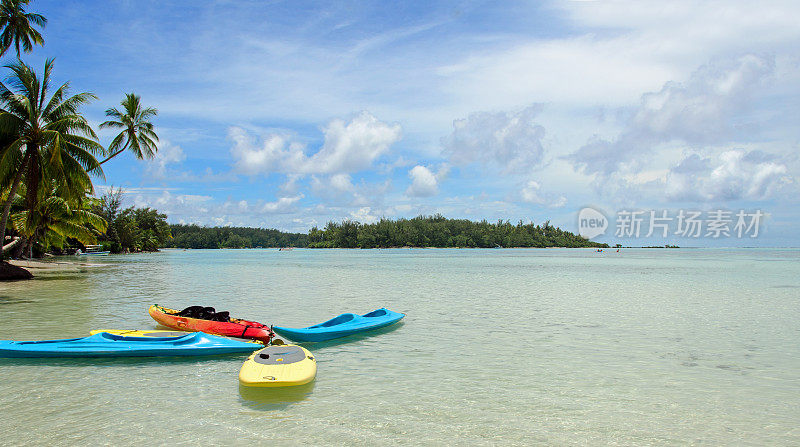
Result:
[309, 313, 357, 328]
[362, 308, 388, 318]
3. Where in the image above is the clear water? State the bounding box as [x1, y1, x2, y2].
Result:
[1, 249, 799, 445]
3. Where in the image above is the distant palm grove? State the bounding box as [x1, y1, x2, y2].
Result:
[165, 215, 606, 249]
[168, 224, 307, 249]
[307, 215, 607, 248]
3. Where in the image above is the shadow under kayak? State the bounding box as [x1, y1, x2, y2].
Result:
[0, 332, 262, 358]
[273, 308, 405, 342]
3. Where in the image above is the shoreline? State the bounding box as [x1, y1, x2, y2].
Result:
[7, 259, 109, 273]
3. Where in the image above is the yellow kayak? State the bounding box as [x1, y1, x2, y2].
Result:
[239, 345, 317, 387]
[89, 329, 192, 338]
[90, 329, 263, 345]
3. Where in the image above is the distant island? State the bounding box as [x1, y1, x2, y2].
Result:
[165, 215, 607, 249]
[169, 224, 308, 249]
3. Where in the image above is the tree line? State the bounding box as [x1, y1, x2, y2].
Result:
[308, 215, 607, 248]
[92, 188, 171, 253]
[0, 0, 161, 259]
[167, 224, 308, 249]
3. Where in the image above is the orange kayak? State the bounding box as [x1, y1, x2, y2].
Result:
[148, 305, 275, 343]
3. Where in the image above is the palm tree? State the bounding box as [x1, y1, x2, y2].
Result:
[0, 58, 103, 259]
[10, 179, 106, 257]
[99, 93, 158, 165]
[0, 0, 46, 59]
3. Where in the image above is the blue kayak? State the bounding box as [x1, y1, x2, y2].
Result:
[273, 308, 404, 342]
[0, 332, 261, 358]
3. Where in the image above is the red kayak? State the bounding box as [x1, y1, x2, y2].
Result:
[148, 305, 275, 343]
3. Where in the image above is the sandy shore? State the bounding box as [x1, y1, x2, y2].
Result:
[8, 259, 109, 273]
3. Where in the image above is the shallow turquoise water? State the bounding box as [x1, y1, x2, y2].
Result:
[1, 248, 799, 445]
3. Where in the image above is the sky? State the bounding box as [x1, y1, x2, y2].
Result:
[17, 0, 800, 246]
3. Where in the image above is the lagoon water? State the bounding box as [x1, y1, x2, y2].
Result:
[1, 248, 799, 445]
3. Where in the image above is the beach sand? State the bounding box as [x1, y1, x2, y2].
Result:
[8, 259, 108, 273]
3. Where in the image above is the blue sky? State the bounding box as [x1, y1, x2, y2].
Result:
[18, 0, 800, 245]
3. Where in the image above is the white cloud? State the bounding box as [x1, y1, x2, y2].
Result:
[229, 112, 402, 176]
[442, 105, 546, 173]
[438, 1, 800, 112]
[329, 174, 355, 192]
[520, 180, 567, 208]
[132, 190, 213, 214]
[310, 174, 392, 208]
[229, 131, 296, 175]
[262, 194, 304, 213]
[349, 207, 379, 223]
[568, 54, 774, 177]
[665, 150, 790, 202]
[279, 174, 302, 194]
[405, 163, 451, 197]
[146, 139, 186, 178]
[309, 112, 402, 173]
[405, 165, 438, 197]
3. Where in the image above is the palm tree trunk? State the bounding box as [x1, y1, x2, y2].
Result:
[99, 141, 130, 165]
[1, 236, 21, 253]
[0, 152, 30, 260]
[11, 237, 26, 259]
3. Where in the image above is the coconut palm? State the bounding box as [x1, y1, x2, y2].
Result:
[0, 0, 46, 59]
[0, 58, 103, 258]
[99, 93, 158, 165]
[10, 179, 106, 257]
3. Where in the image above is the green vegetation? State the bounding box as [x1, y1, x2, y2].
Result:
[94, 188, 171, 253]
[0, 0, 46, 58]
[99, 93, 158, 165]
[0, 59, 104, 257]
[168, 225, 308, 249]
[308, 215, 608, 248]
[0, 1, 162, 260]
[163, 215, 606, 250]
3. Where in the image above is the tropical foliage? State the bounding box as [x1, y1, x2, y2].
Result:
[308, 215, 608, 248]
[94, 187, 171, 253]
[7, 180, 106, 257]
[0, 2, 162, 261]
[164, 215, 606, 250]
[0, 58, 105, 258]
[99, 93, 158, 165]
[0, 0, 46, 59]
[168, 224, 308, 249]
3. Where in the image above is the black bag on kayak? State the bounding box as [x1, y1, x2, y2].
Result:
[210, 311, 230, 322]
[177, 305, 228, 321]
[176, 306, 205, 318]
[200, 307, 216, 319]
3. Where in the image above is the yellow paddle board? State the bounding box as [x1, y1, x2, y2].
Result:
[239, 345, 317, 387]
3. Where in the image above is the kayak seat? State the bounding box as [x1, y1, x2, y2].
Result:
[310, 313, 356, 328]
[362, 308, 388, 318]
